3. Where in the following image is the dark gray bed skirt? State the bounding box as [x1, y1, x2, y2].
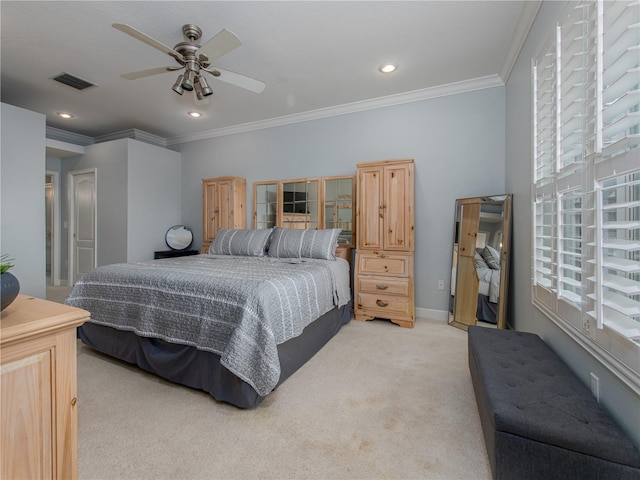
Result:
[77, 302, 352, 408]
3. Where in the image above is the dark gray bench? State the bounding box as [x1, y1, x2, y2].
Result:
[468, 326, 640, 480]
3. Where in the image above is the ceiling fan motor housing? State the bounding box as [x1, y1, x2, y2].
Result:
[182, 24, 202, 42]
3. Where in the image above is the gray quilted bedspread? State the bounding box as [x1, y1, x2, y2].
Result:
[65, 254, 350, 395]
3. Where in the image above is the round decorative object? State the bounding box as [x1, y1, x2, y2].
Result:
[165, 225, 193, 250]
[1, 271, 20, 311]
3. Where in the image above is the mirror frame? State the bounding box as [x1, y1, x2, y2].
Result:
[253, 181, 279, 230]
[281, 177, 321, 230]
[322, 175, 355, 247]
[448, 194, 512, 331]
[165, 225, 194, 251]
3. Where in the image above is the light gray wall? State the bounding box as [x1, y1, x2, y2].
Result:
[127, 139, 182, 261]
[178, 87, 506, 316]
[505, 1, 639, 447]
[62, 138, 183, 268]
[1, 103, 46, 298]
[64, 139, 129, 268]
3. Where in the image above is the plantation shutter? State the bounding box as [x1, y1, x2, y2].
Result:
[532, 0, 640, 388]
[533, 33, 558, 312]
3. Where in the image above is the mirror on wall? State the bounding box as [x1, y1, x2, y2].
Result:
[254, 182, 278, 229]
[323, 176, 354, 246]
[448, 194, 512, 331]
[253, 175, 355, 246]
[282, 179, 319, 230]
[165, 225, 193, 250]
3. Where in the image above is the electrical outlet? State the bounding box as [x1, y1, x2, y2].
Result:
[437, 279, 445, 290]
[590, 373, 600, 402]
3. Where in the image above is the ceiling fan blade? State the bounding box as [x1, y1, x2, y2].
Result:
[204, 67, 265, 94]
[197, 29, 242, 63]
[120, 66, 183, 80]
[113, 23, 184, 62]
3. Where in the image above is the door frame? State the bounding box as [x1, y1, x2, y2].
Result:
[68, 168, 97, 286]
[45, 170, 61, 285]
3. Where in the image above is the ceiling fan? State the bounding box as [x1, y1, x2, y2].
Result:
[113, 23, 265, 104]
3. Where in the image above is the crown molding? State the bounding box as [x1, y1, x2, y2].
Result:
[499, 1, 542, 83]
[166, 74, 504, 145]
[93, 128, 167, 147]
[46, 126, 94, 146]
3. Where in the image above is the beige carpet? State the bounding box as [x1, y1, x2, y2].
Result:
[77, 317, 491, 480]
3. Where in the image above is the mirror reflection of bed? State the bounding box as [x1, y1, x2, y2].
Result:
[448, 195, 512, 331]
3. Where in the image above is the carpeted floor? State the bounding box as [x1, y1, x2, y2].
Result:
[76, 317, 491, 480]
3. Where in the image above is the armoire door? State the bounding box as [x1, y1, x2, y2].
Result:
[357, 166, 384, 250]
[216, 181, 233, 230]
[383, 162, 414, 251]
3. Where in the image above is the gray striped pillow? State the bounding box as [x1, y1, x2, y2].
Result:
[267, 227, 341, 260]
[209, 228, 273, 256]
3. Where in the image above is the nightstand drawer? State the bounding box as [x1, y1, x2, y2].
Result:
[357, 275, 410, 296]
[356, 292, 411, 316]
[357, 252, 411, 276]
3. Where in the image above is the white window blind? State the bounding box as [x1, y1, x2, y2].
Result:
[532, 0, 640, 392]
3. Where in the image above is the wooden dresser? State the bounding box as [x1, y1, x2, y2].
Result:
[201, 176, 247, 253]
[1, 295, 89, 479]
[354, 158, 415, 328]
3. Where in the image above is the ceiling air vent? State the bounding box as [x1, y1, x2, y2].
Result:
[51, 72, 96, 91]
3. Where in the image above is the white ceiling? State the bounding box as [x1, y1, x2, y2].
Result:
[1, 1, 539, 143]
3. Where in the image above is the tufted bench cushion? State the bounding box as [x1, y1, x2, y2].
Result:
[468, 326, 640, 480]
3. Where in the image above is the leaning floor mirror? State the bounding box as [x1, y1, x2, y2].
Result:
[448, 194, 512, 331]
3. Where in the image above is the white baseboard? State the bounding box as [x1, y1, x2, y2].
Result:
[416, 307, 448, 322]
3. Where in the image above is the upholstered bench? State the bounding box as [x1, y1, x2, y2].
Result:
[467, 326, 640, 480]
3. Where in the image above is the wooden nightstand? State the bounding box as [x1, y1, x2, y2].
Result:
[1, 295, 89, 479]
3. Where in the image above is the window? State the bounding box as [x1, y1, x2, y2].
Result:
[532, 0, 640, 393]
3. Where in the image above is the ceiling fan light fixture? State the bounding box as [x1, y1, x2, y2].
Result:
[172, 74, 184, 95]
[194, 81, 205, 101]
[181, 70, 195, 91]
[198, 76, 214, 96]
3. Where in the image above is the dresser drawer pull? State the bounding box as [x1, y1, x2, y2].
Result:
[376, 300, 389, 307]
[375, 284, 388, 290]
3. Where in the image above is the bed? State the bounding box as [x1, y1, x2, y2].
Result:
[66, 227, 351, 408]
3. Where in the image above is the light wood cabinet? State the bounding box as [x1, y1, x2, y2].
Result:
[355, 159, 415, 328]
[1, 295, 89, 480]
[202, 176, 247, 253]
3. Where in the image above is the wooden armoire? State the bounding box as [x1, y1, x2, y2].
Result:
[201, 176, 247, 253]
[354, 158, 415, 328]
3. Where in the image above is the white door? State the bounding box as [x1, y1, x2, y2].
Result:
[69, 170, 96, 285]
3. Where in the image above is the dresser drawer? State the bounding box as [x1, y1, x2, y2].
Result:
[357, 252, 411, 276]
[357, 275, 410, 296]
[356, 292, 411, 316]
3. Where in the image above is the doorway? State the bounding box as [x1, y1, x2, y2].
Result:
[45, 171, 60, 286]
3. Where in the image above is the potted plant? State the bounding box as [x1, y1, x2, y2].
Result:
[1, 254, 20, 311]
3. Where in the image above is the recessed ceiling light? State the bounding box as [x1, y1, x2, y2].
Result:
[188, 111, 202, 118]
[57, 112, 74, 119]
[379, 64, 397, 74]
